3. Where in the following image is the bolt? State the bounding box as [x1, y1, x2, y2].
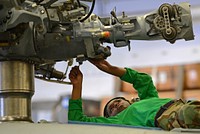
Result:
[8, 10, 12, 15]
[6, 15, 11, 20]
[40, 10, 45, 14]
[10, 34, 17, 40]
[166, 29, 172, 35]
[36, 24, 44, 33]
[50, 14, 54, 18]
[55, 34, 62, 40]
[91, 14, 97, 21]
[3, 18, 7, 23]
[31, 3, 37, 8]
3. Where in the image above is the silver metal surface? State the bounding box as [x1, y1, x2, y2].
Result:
[0, 122, 199, 134]
[0, 61, 34, 122]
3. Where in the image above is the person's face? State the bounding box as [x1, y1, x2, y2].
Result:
[106, 98, 131, 117]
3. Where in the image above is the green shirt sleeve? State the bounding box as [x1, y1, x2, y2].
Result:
[120, 68, 158, 100]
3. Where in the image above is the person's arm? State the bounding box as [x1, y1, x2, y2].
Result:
[120, 68, 159, 99]
[89, 59, 158, 99]
[69, 66, 83, 100]
[89, 59, 126, 77]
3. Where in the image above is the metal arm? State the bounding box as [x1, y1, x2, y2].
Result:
[0, 0, 194, 82]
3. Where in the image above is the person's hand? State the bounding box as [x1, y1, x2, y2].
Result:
[89, 59, 112, 72]
[69, 66, 83, 86]
[69, 66, 83, 100]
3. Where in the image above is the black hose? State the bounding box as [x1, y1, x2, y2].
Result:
[79, 0, 96, 22]
[44, 0, 58, 8]
[77, 0, 81, 7]
[33, 0, 44, 5]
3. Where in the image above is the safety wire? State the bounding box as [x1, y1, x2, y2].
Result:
[35, 76, 72, 85]
[35, 59, 74, 85]
[63, 59, 74, 79]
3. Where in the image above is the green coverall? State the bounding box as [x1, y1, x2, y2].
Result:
[68, 68, 172, 127]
